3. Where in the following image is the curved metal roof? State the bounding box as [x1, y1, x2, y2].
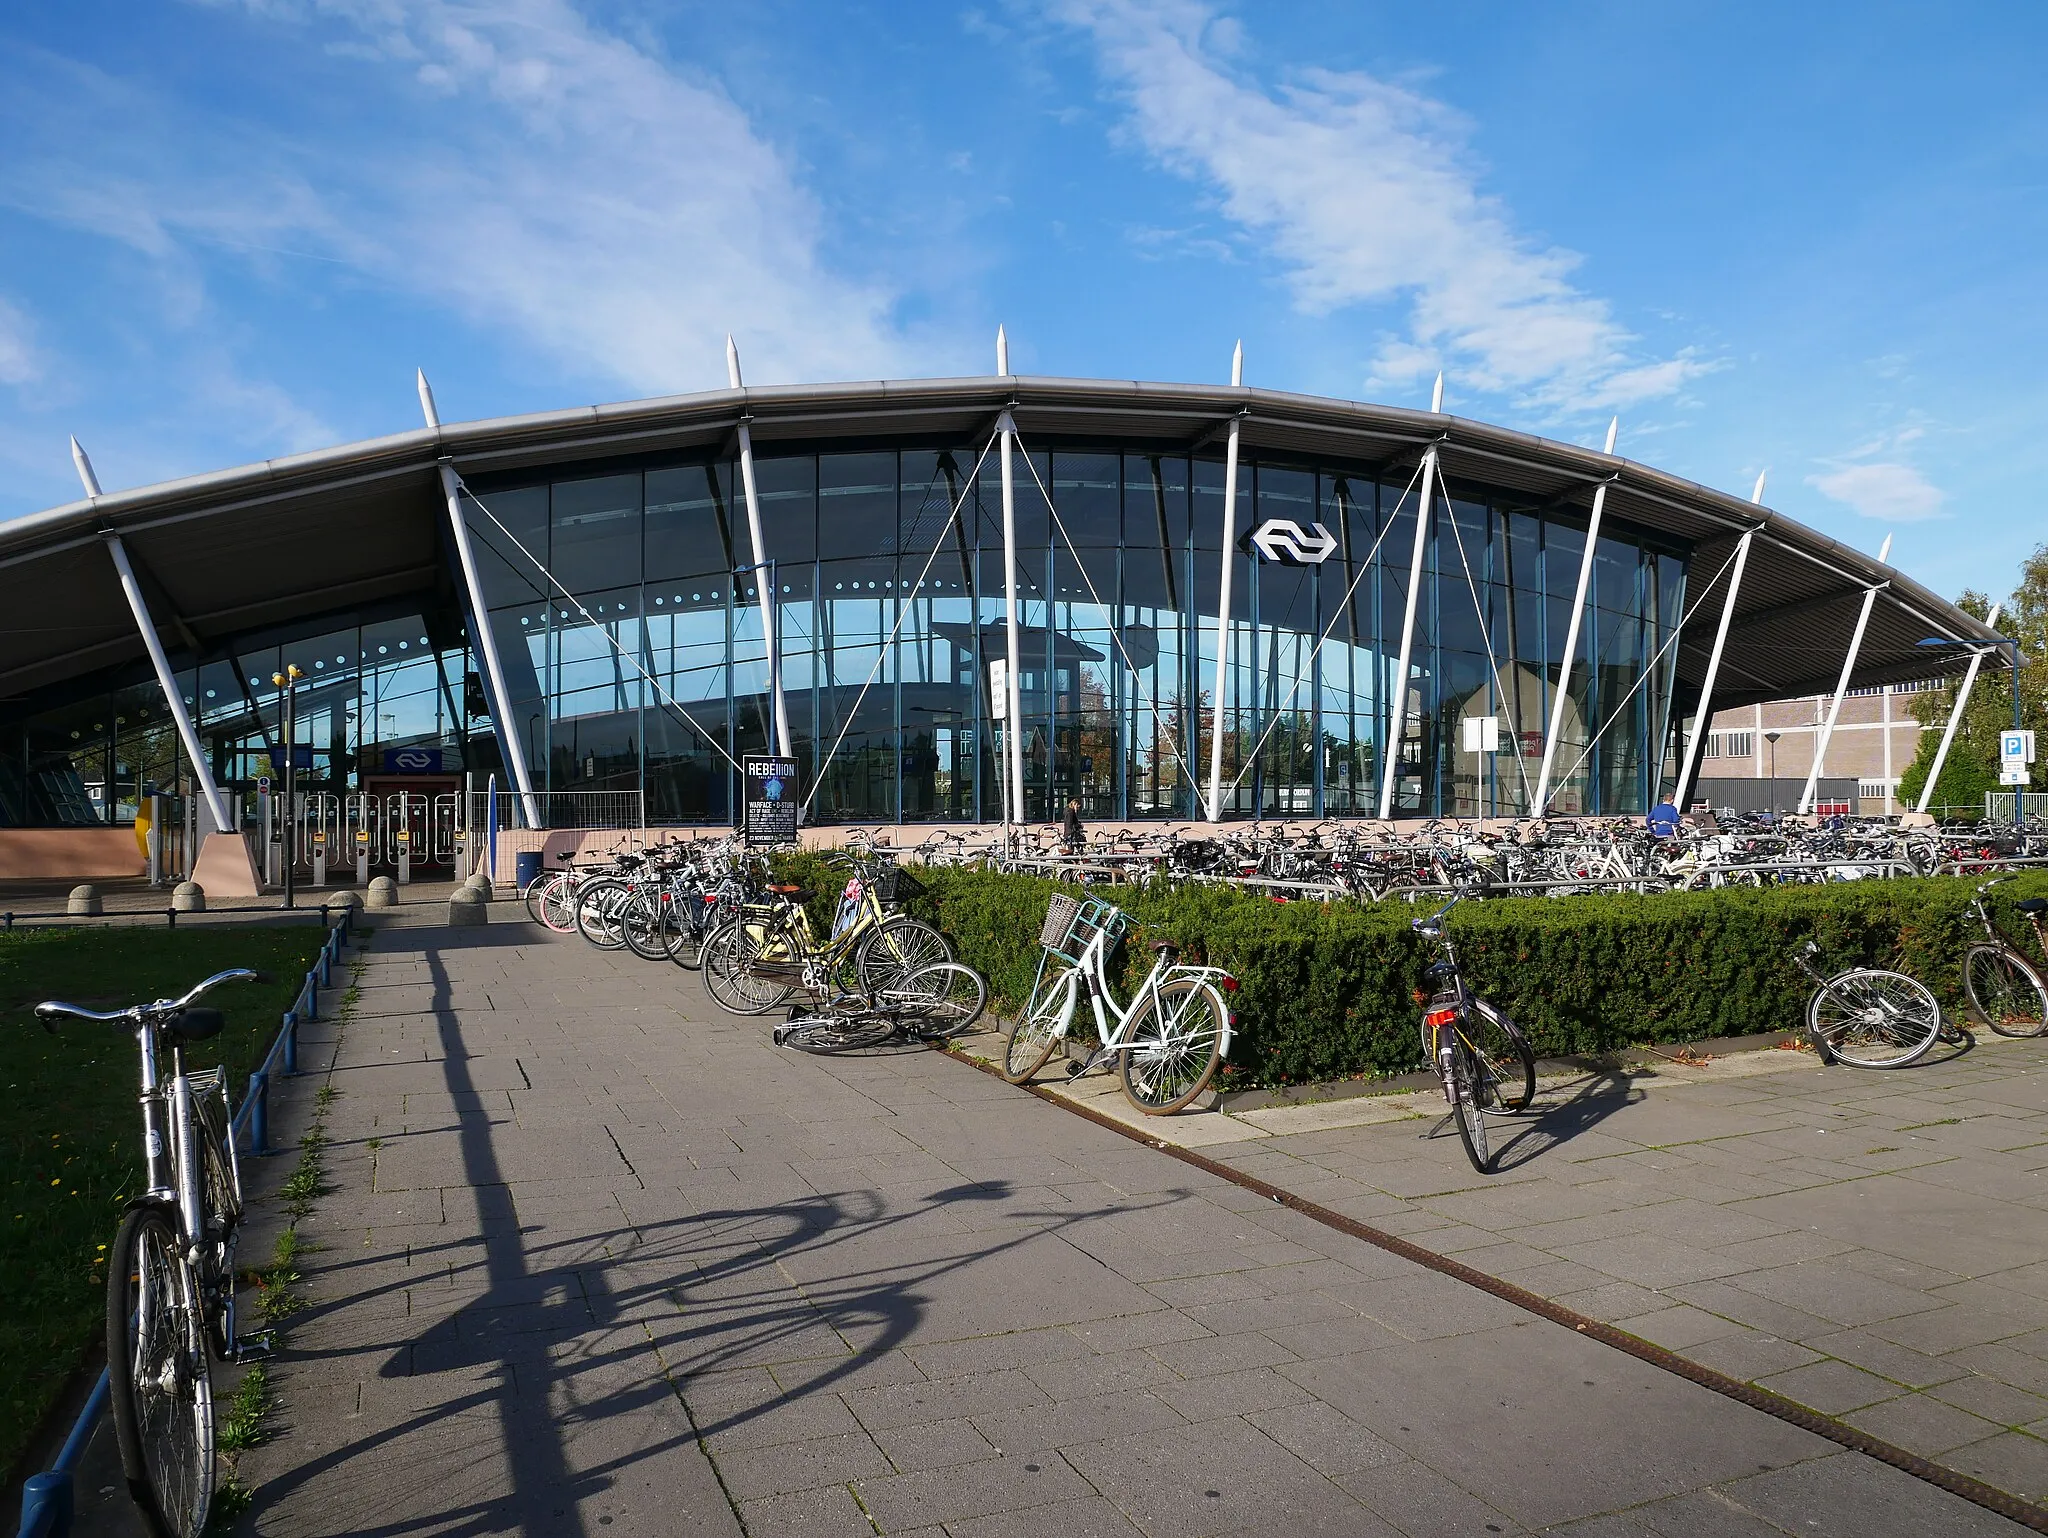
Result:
[0, 374, 1998, 707]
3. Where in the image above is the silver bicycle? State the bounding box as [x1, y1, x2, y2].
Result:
[1001, 894, 1237, 1114]
[37, 968, 269, 1538]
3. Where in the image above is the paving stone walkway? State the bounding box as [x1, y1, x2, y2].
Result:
[226, 923, 2039, 1537]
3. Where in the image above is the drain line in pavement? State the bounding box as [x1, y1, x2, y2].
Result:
[946, 1048, 2048, 1534]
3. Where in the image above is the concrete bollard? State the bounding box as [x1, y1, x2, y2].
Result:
[171, 881, 205, 913]
[463, 873, 494, 903]
[448, 891, 489, 927]
[67, 884, 103, 916]
[328, 889, 362, 919]
[365, 876, 400, 910]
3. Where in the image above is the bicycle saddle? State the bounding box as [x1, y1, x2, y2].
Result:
[167, 1007, 226, 1042]
[2019, 897, 2048, 915]
[767, 883, 813, 901]
[1149, 939, 1180, 955]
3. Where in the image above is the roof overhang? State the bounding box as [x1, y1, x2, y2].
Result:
[0, 375, 1999, 709]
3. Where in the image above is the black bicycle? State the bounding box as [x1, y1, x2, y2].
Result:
[1412, 891, 1537, 1174]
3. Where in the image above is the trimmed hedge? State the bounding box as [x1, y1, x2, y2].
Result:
[775, 853, 2048, 1090]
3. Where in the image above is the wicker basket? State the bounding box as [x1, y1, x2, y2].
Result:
[1039, 892, 1083, 951]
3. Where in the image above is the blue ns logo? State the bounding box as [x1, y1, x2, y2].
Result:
[763, 777, 784, 802]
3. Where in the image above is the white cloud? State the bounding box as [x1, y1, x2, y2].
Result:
[8, 1, 913, 401]
[1051, 0, 1714, 415]
[0, 297, 40, 386]
[1807, 463, 1947, 523]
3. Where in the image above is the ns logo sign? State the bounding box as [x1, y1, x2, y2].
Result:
[1246, 518, 1337, 566]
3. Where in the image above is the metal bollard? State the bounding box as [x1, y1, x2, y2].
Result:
[303, 973, 320, 1022]
[165, 907, 175, 930]
[245, 1070, 270, 1156]
[18, 1469, 73, 1538]
[282, 1010, 298, 1076]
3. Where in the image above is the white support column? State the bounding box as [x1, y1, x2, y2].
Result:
[1799, 532, 1893, 814]
[1533, 416, 1619, 813]
[1673, 471, 1770, 810]
[1916, 601, 2002, 814]
[1379, 374, 1443, 819]
[728, 338, 792, 762]
[996, 326, 1026, 825]
[420, 374, 544, 831]
[1205, 340, 1244, 823]
[102, 531, 235, 835]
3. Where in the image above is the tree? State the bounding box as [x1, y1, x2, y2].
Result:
[1897, 553, 2048, 816]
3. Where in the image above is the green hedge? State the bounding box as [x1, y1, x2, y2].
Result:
[777, 853, 2048, 1090]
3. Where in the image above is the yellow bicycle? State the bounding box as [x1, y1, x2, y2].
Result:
[700, 855, 952, 1016]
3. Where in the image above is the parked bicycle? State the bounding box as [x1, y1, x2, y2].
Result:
[1789, 940, 1953, 1068]
[1960, 877, 2048, 1037]
[772, 959, 990, 1054]
[1410, 891, 1537, 1175]
[700, 854, 951, 1016]
[1001, 893, 1236, 1115]
[36, 969, 270, 1538]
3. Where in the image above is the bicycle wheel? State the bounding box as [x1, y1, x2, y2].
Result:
[192, 1097, 242, 1361]
[1963, 943, 2048, 1037]
[1807, 969, 1944, 1068]
[666, 900, 710, 970]
[877, 961, 988, 1040]
[107, 1203, 213, 1538]
[1446, 1041, 1494, 1174]
[619, 892, 671, 961]
[854, 918, 953, 1000]
[575, 880, 630, 949]
[1118, 976, 1226, 1115]
[1002, 964, 1075, 1084]
[700, 920, 798, 1015]
[1464, 997, 1536, 1114]
[774, 1012, 897, 1053]
[537, 876, 581, 934]
[524, 874, 555, 926]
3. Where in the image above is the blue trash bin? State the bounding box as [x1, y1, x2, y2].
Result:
[515, 851, 543, 893]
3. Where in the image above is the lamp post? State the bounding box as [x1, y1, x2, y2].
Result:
[1764, 731, 1781, 818]
[270, 664, 303, 908]
[1919, 634, 2024, 824]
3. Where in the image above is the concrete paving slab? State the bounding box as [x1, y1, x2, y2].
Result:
[157, 923, 2045, 1538]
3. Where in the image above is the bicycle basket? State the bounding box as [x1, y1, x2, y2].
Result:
[1040, 893, 1082, 951]
[871, 864, 927, 904]
[1042, 893, 1130, 962]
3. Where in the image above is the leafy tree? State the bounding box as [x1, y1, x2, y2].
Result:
[1898, 555, 2048, 815]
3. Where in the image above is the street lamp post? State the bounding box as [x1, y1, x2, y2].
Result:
[1764, 731, 1781, 818]
[1919, 634, 2024, 825]
[271, 664, 303, 909]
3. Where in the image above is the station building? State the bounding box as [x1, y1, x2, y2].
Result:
[0, 372, 1996, 879]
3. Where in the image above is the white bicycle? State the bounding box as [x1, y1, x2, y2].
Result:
[1000, 893, 1237, 1114]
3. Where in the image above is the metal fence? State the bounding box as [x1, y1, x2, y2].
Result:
[1984, 792, 2048, 821]
[465, 789, 646, 833]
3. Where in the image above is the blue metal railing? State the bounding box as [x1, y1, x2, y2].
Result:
[15, 910, 354, 1538]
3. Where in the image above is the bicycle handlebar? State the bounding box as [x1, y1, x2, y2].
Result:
[35, 968, 267, 1029]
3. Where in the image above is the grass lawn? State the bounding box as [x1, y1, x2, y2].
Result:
[0, 923, 332, 1475]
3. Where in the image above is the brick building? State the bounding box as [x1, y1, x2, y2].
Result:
[1695, 680, 1944, 816]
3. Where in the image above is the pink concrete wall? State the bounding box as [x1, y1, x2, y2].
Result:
[0, 828, 146, 880]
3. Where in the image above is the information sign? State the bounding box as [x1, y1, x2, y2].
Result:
[988, 659, 1009, 721]
[1460, 715, 1500, 754]
[2002, 730, 2036, 765]
[2001, 767, 2030, 786]
[744, 755, 800, 845]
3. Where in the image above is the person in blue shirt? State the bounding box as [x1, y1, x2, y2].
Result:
[1647, 801, 1683, 839]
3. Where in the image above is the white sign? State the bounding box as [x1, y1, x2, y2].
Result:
[1249, 518, 1337, 566]
[2002, 730, 2036, 764]
[987, 658, 1008, 721]
[1460, 715, 1500, 753]
[2002, 767, 2030, 786]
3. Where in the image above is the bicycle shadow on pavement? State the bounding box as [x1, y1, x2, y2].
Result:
[1485, 1067, 1647, 1172]
[254, 935, 1161, 1537]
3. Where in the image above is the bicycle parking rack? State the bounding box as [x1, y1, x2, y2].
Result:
[15, 909, 355, 1538]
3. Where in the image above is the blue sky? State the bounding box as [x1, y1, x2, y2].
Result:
[1, 1, 2043, 606]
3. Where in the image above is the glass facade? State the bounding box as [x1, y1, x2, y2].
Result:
[0, 434, 1690, 829]
[450, 442, 1689, 823]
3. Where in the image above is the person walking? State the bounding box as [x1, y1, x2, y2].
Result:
[1061, 796, 1084, 855]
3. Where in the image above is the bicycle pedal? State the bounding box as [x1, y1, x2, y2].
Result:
[1063, 1059, 1087, 1079]
[230, 1334, 276, 1364]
